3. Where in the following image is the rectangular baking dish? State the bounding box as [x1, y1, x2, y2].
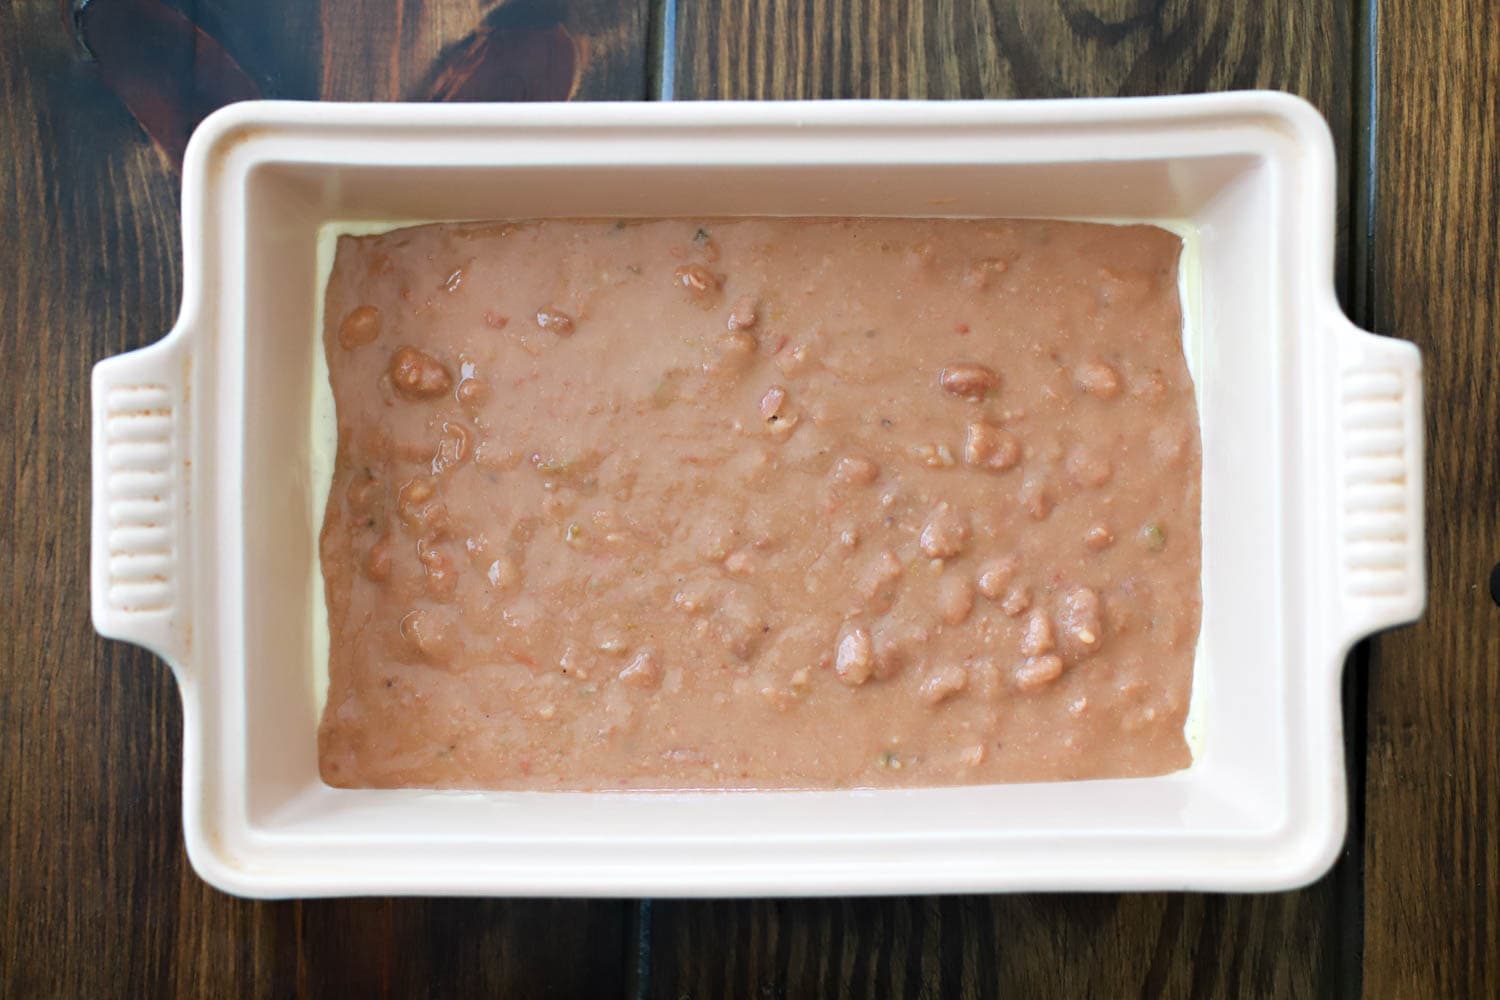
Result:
[90, 95, 1424, 898]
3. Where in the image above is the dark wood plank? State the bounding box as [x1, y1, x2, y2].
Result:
[654, 3, 1359, 997]
[318, 0, 649, 101]
[0, 1, 645, 995]
[678, 0, 1351, 104]
[1363, 0, 1500, 996]
[649, 893, 1348, 999]
[675, 0, 1356, 294]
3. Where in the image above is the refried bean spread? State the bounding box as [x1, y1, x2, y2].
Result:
[317, 218, 1201, 790]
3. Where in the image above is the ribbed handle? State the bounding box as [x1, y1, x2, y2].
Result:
[90, 334, 192, 667]
[1332, 320, 1426, 646]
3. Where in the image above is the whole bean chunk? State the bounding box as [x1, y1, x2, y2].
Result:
[486, 555, 520, 590]
[418, 540, 458, 598]
[859, 549, 904, 607]
[432, 421, 472, 474]
[1066, 445, 1113, 488]
[1075, 361, 1122, 400]
[964, 422, 1021, 472]
[1015, 654, 1065, 691]
[914, 442, 957, 468]
[871, 618, 926, 679]
[1001, 586, 1032, 617]
[919, 503, 970, 559]
[1019, 475, 1053, 521]
[390, 346, 452, 399]
[338, 305, 382, 349]
[1020, 610, 1056, 656]
[835, 623, 875, 686]
[397, 476, 448, 532]
[921, 664, 968, 705]
[976, 557, 1018, 599]
[456, 376, 489, 405]
[939, 363, 1000, 400]
[399, 609, 457, 664]
[707, 331, 758, 376]
[714, 588, 768, 659]
[1058, 585, 1105, 657]
[364, 535, 393, 581]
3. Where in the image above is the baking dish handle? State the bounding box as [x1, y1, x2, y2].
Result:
[90, 330, 193, 670]
[1328, 318, 1426, 651]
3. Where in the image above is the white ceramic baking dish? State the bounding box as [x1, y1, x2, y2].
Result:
[91, 94, 1424, 898]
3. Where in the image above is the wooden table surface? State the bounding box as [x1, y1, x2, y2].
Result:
[2, 0, 1494, 996]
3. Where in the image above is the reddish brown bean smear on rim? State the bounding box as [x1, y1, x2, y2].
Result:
[317, 218, 1201, 790]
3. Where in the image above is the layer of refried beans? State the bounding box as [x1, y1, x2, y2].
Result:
[317, 217, 1201, 790]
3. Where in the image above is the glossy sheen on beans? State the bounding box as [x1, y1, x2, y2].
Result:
[317, 217, 1201, 791]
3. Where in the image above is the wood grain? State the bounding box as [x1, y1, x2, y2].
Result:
[318, 0, 649, 101]
[0, 0, 645, 995]
[75, 0, 263, 170]
[648, 893, 1347, 999]
[1363, 0, 1500, 995]
[676, 0, 1351, 102]
[654, 2, 1360, 997]
[674, 0, 1355, 293]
